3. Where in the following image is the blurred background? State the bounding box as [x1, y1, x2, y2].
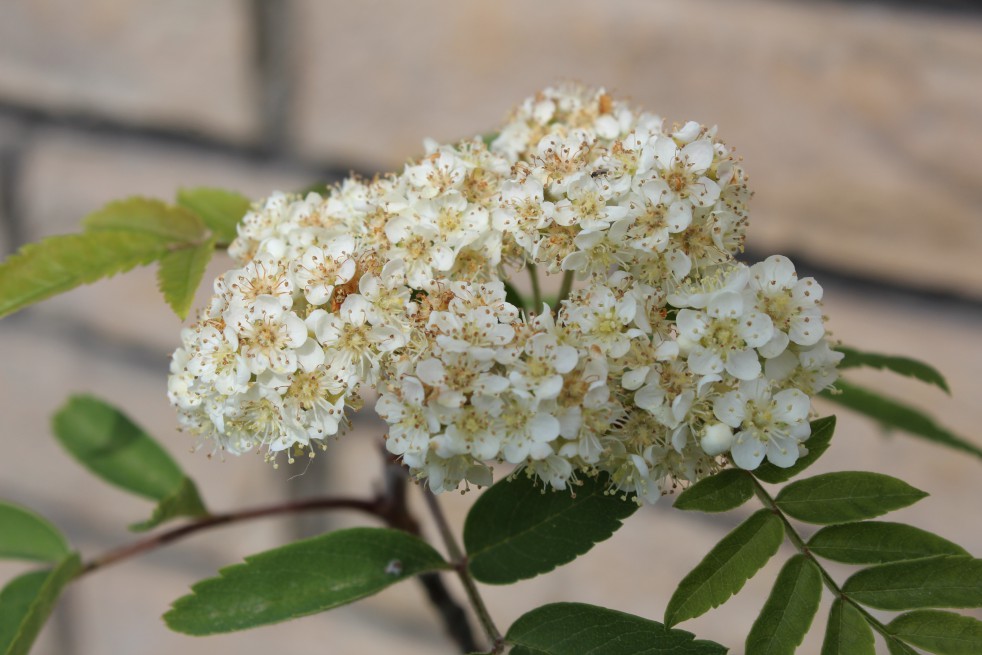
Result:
[0, 1, 980, 653]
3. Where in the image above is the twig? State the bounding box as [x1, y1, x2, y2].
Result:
[422, 487, 505, 654]
[557, 269, 574, 305]
[380, 449, 479, 653]
[81, 496, 384, 576]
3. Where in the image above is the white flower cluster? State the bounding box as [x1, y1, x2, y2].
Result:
[168, 84, 841, 501]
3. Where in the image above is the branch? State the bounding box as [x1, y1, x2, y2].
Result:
[422, 487, 505, 654]
[80, 496, 384, 576]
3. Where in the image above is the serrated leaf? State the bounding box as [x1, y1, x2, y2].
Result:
[664, 509, 784, 627]
[836, 346, 950, 394]
[164, 527, 448, 635]
[82, 196, 206, 243]
[156, 236, 215, 319]
[774, 472, 927, 524]
[807, 521, 968, 564]
[0, 554, 81, 655]
[888, 610, 982, 655]
[821, 599, 874, 655]
[52, 395, 207, 527]
[0, 231, 170, 319]
[129, 477, 208, 532]
[753, 416, 836, 484]
[464, 473, 638, 585]
[822, 382, 982, 459]
[176, 187, 250, 246]
[0, 503, 69, 563]
[673, 469, 753, 513]
[842, 556, 982, 610]
[745, 555, 822, 655]
[507, 603, 727, 655]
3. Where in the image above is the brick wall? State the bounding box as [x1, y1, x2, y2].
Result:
[0, 1, 980, 653]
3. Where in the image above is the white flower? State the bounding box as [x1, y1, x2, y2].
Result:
[677, 290, 773, 381]
[747, 255, 824, 353]
[377, 376, 440, 468]
[713, 379, 811, 469]
[226, 300, 308, 376]
[508, 334, 579, 400]
[292, 236, 357, 306]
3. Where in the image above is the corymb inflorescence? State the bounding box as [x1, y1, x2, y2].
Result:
[168, 84, 841, 502]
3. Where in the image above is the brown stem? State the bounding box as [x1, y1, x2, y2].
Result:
[81, 496, 384, 576]
[380, 449, 479, 653]
[422, 487, 505, 654]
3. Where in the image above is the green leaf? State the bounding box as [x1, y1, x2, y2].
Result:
[53, 395, 183, 499]
[745, 555, 823, 655]
[82, 197, 206, 243]
[0, 554, 81, 655]
[664, 509, 784, 627]
[673, 469, 753, 513]
[176, 187, 250, 246]
[129, 477, 208, 532]
[774, 472, 927, 524]
[821, 599, 874, 655]
[502, 280, 528, 312]
[506, 603, 727, 655]
[886, 638, 921, 655]
[464, 473, 638, 585]
[753, 416, 836, 484]
[836, 346, 950, 394]
[888, 610, 982, 655]
[52, 395, 207, 527]
[156, 236, 216, 319]
[0, 503, 69, 563]
[808, 521, 968, 564]
[0, 231, 170, 319]
[822, 382, 982, 460]
[842, 556, 982, 610]
[164, 527, 448, 635]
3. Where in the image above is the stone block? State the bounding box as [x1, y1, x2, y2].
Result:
[290, 0, 982, 296]
[0, 0, 259, 142]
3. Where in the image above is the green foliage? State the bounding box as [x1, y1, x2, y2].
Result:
[52, 395, 207, 528]
[0, 196, 220, 321]
[807, 521, 968, 564]
[156, 236, 216, 320]
[842, 555, 982, 610]
[0, 554, 81, 655]
[129, 478, 208, 533]
[165, 527, 449, 635]
[176, 187, 250, 246]
[836, 346, 950, 393]
[887, 609, 982, 655]
[664, 509, 784, 627]
[502, 279, 528, 312]
[673, 469, 753, 513]
[745, 555, 822, 655]
[752, 417, 836, 484]
[774, 472, 927, 524]
[0, 503, 70, 563]
[464, 473, 638, 584]
[820, 599, 874, 655]
[506, 603, 727, 654]
[0, 231, 170, 319]
[822, 382, 982, 459]
[82, 197, 206, 242]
